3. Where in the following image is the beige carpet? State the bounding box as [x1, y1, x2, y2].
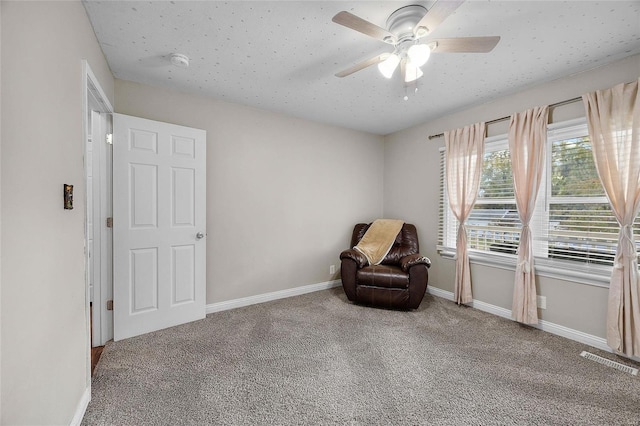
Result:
[83, 287, 640, 425]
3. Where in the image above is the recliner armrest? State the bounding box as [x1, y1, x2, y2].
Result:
[340, 249, 368, 268]
[400, 254, 431, 272]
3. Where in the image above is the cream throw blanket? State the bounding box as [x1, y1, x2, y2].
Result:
[354, 219, 404, 265]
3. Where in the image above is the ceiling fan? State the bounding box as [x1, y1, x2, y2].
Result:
[332, 0, 500, 84]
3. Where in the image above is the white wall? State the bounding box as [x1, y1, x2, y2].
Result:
[115, 80, 384, 304]
[0, 1, 114, 424]
[0, 1, 3, 420]
[384, 54, 640, 339]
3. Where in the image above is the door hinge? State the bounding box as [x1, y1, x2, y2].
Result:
[106, 133, 113, 145]
[106, 217, 113, 228]
[106, 300, 113, 311]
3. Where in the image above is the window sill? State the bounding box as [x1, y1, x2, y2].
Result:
[438, 247, 611, 288]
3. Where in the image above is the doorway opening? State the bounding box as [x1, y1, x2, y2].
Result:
[83, 61, 113, 382]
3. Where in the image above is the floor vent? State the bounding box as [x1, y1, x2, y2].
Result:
[580, 351, 638, 376]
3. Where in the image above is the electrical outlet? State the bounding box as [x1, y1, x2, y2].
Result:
[329, 265, 336, 274]
[537, 295, 547, 310]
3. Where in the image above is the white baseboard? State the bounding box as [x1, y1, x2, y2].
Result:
[204, 282, 639, 362]
[70, 386, 91, 426]
[426, 286, 614, 355]
[206, 279, 342, 314]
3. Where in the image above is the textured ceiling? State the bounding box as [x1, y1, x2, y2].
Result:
[82, 1, 640, 135]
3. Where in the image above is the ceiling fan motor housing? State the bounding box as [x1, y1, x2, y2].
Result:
[386, 5, 428, 42]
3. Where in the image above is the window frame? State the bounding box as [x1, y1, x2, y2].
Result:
[438, 117, 619, 288]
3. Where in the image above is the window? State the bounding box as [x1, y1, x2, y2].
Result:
[546, 124, 620, 266]
[439, 118, 640, 284]
[440, 137, 520, 255]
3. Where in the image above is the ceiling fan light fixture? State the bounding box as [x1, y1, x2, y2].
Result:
[404, 61, 424, 83]
[407, 44, 431, 67]
[378, 53, 400, 79]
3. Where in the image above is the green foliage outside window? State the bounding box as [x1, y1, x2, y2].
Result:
[551, 136, 603, 197]
[479, 150, 513, 199]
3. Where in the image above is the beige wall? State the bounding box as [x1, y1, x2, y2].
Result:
[384, 54, 640, 339]
[0, 1, 114, 424]
[0, 1, 3, 420]
[115, 79, 384, 304]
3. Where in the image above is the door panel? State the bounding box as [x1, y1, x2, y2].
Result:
[172, 244, 196, 304]
[172, 167, 195, 226]
[130, 163, 158, 228]
[130, 247, 159, 313]
[113, 113, 206, 341]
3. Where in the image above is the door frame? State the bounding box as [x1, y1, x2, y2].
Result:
[82, 61, 113, 386]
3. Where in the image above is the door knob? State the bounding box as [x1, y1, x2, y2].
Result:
[196, 232, 205, 240]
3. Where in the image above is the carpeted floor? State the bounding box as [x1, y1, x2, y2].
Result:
[83, 288, 640, 425]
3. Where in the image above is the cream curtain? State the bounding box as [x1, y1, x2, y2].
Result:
[509, 106, 549, 324]
[445, 122, 485, 305]
[583, 79, 640, 357]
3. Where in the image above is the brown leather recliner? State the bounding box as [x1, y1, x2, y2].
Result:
[340, 223, 431, 310]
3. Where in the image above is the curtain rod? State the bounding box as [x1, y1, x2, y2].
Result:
[427, 96, 583, 140]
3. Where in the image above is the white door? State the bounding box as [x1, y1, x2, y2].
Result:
[113, 113, 206, 341]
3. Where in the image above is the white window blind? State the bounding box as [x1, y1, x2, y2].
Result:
[438, 148, 448, 248]
[545, 123, 619, 266]
[438, 118, 640, 281]
[471, 138, 519, 254]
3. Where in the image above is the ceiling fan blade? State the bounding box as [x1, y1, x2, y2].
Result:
[335, 54, 390, 78]
[430, 36, 501, 53]
[414, 0, 465, 38]
[332, 11, 397, 44]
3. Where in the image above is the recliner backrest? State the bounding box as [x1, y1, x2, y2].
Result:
[351, 223, 419, 265]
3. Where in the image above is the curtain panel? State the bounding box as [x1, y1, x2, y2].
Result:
[445, 122, 485, 305]
[583, 79, 640, 357]
[509, 106, 549, 324]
